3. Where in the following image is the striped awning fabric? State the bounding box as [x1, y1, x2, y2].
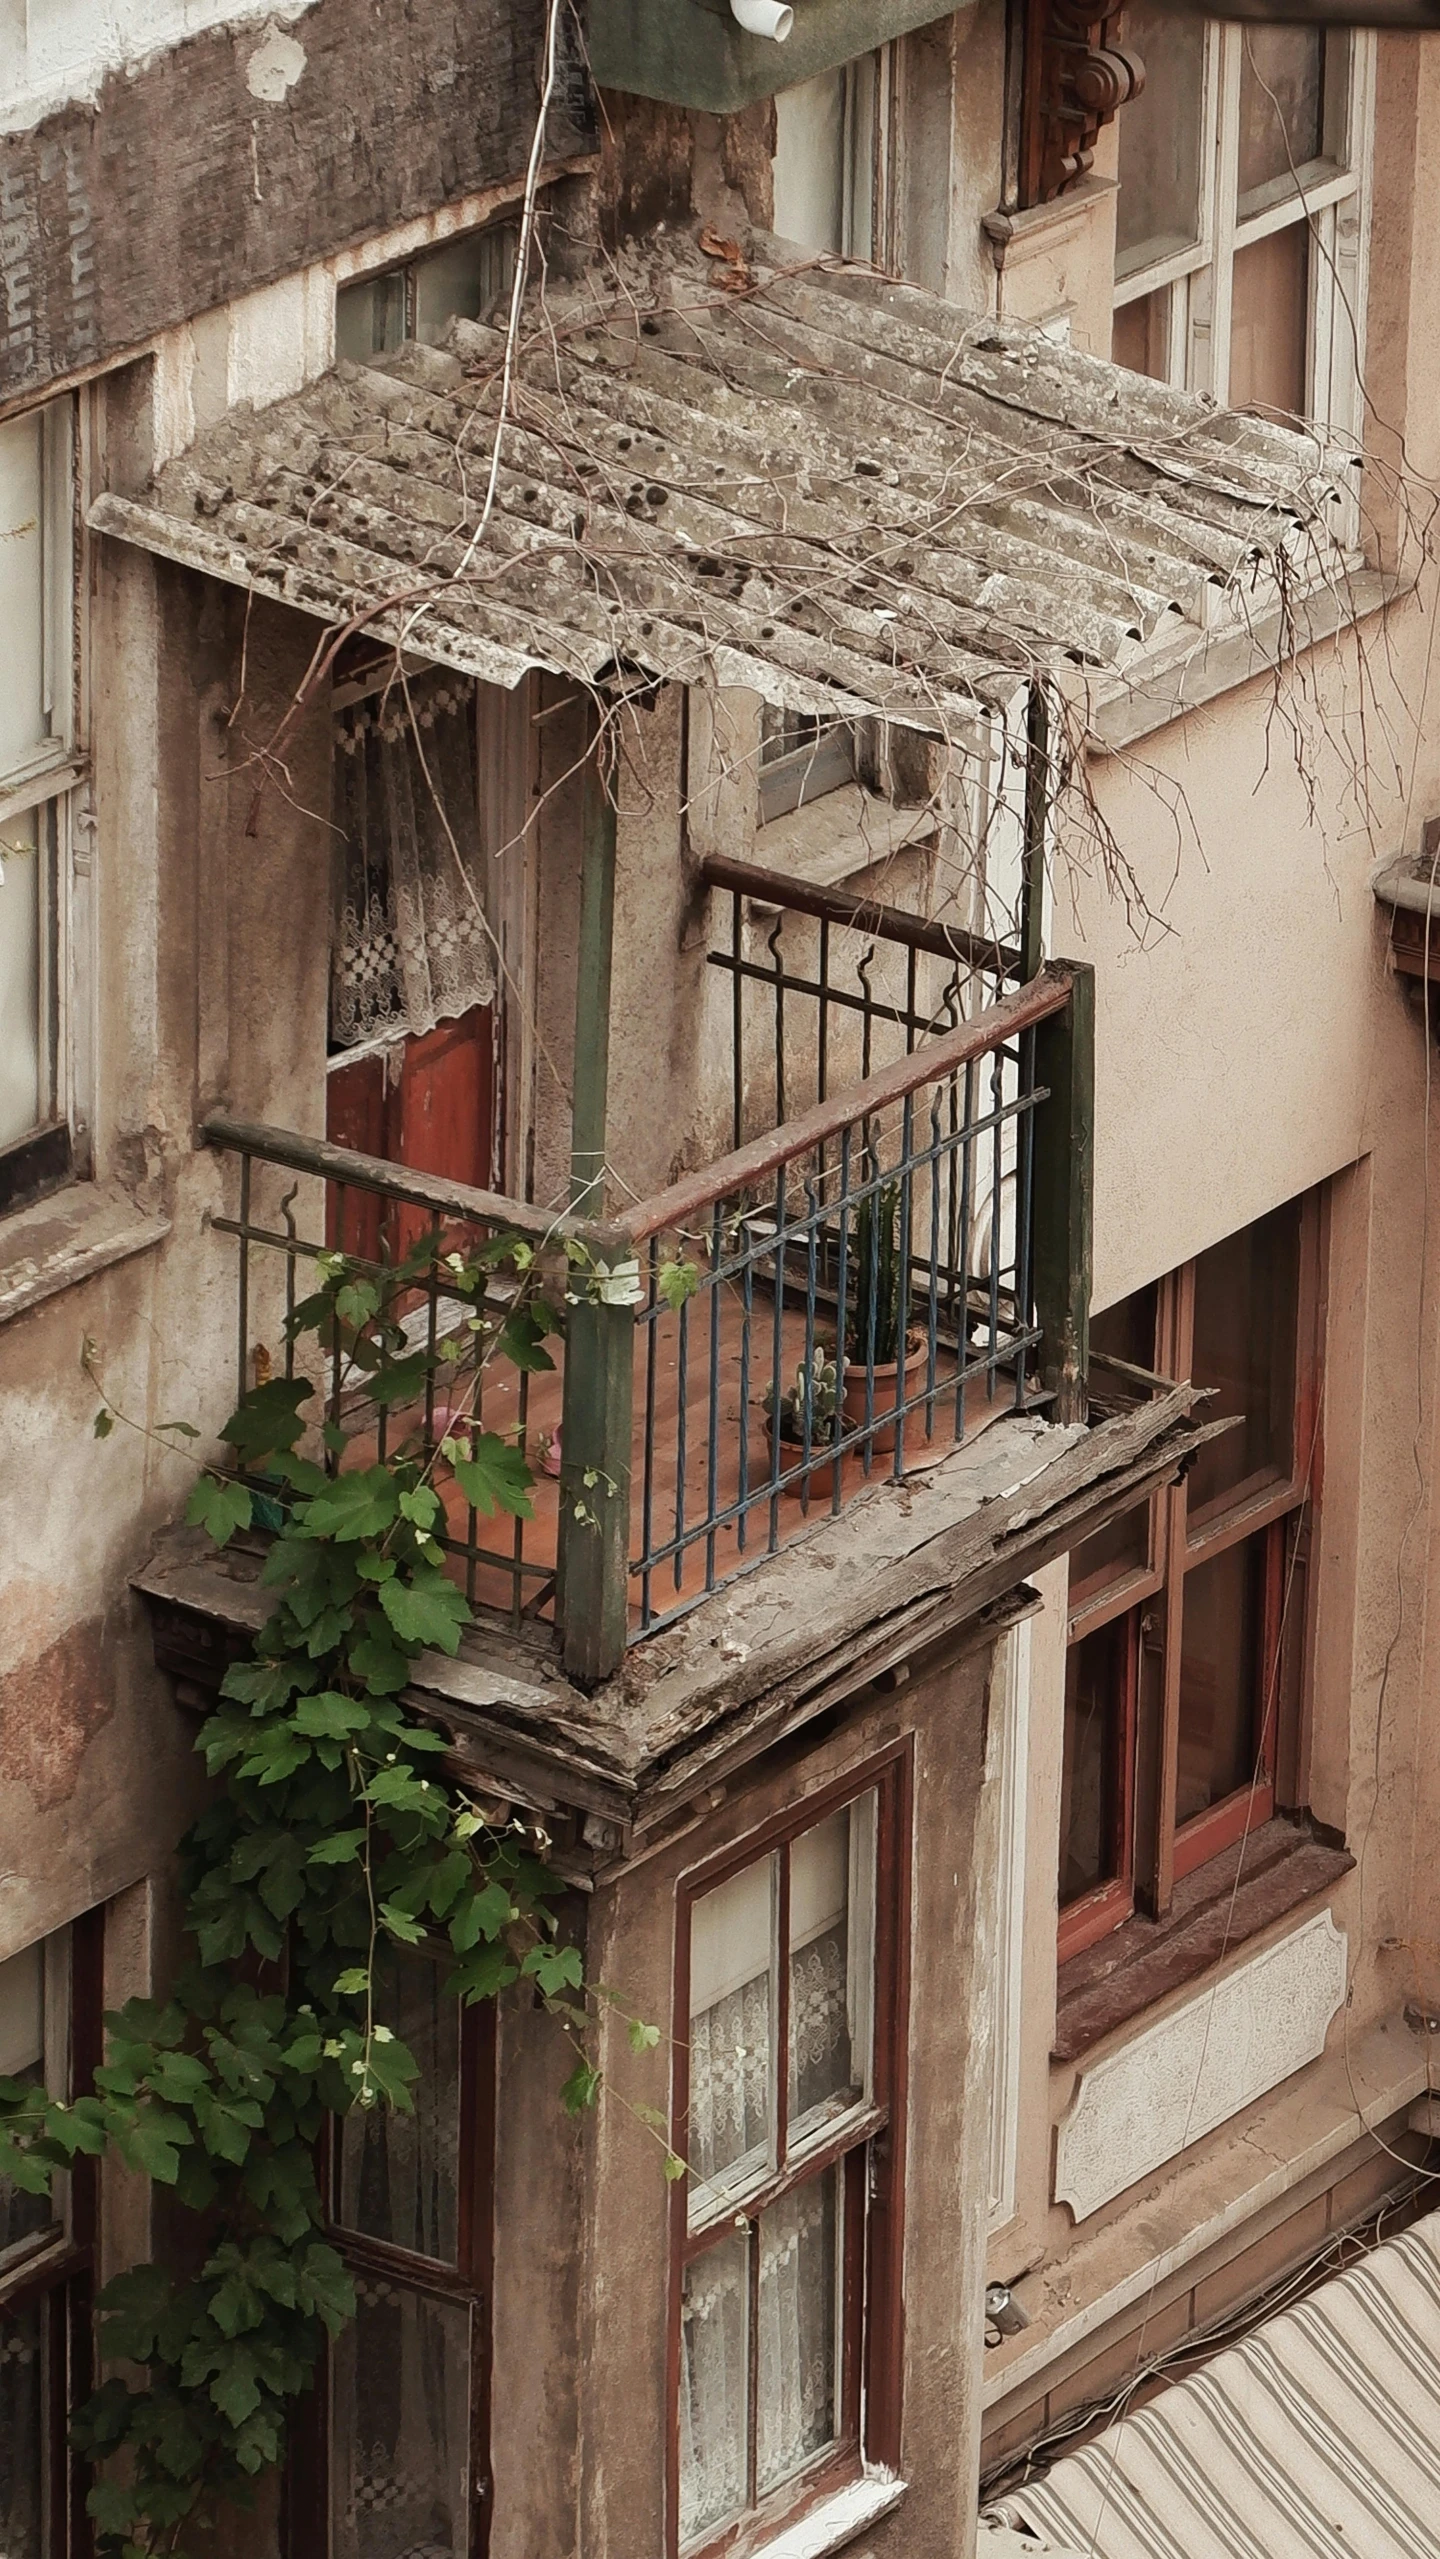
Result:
[985, 2205, 1440, 2558]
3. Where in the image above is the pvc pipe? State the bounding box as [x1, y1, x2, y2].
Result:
[730, 0, 793, 37]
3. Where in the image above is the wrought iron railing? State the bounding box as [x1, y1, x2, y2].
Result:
[201, 959, 1089, 1685]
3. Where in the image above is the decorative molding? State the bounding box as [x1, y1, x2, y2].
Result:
[1053, 1909, 1348, 2223]
[1018, 0, 1145, 210]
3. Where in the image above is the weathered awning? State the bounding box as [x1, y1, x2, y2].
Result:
[985, 2203, 1440, 2557]
[90, 232, 1353, 734]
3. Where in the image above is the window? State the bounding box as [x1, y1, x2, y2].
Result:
[0, 396, 85, 1218]
[1058, 1193, 1321, 1963]
[308, 1945, 493, 2559]
[771, 50, 892, 263]
[672, 1759, 908, 2556]
[1112, 16, 1371, 445]
[0, 1919, 101, 2559]
[757, 711, 859, 825]
[336, 225, 517, 364]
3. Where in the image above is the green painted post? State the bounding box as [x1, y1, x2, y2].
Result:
[1030, 963, 1094, 1427]
[557, 1221, 637, 1687]
[1020, 684, 1049, 986]
[571, 729, 618, 1215]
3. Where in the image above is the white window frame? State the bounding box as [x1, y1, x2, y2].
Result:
[1113, 26, 1374, 467]
[0, 388, 92, 1212]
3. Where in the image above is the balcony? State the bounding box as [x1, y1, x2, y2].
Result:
[195, 869, 1092, 1685]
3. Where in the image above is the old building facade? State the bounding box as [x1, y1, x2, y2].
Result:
[4, 3, 1440, 2557]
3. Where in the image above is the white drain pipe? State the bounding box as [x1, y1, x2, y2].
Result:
[730, 0, 793, 36]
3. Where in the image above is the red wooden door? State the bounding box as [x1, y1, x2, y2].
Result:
[325, 1005, 495, 1259]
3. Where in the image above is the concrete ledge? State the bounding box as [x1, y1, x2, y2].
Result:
[0, 1180, 169, 1326]
[1088, 568, 1401, 753]
[983, 2011, 1428, 2414]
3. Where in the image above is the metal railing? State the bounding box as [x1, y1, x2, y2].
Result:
[613, 963, 1072, 1645]
[201, 961, 1090, 1686]
[204, 1121, 572, 1631]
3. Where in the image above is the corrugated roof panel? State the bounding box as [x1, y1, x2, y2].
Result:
[88, 232, 1354, 730]
[987, 2206, 1440, 2559]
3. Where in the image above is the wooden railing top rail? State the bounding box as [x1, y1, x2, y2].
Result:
[201, 1117, 571, 1241]
[700, 851, 1025, 980]
[620, 962, 1075, 1248]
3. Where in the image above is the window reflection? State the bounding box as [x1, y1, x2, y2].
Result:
[1060, 1617, 1129, 1907]
[1238, 30, 1325, 206]
[338, 1950, 461, 2265]
[1177, 1537, 1265, 1825]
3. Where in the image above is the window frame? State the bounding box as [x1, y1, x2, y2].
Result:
[0, 1912, 103, 2559]
[1112, 24, 1373, 464]
[667, 1745, 911, 2559]
[1058, 1190, 1325, 1964]
[334, 221, 519, 365]
[291, 1956, 496, 2559]
[0, 388, 91, 1221]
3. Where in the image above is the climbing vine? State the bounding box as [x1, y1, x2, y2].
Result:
[0, 1232, 639, 2558]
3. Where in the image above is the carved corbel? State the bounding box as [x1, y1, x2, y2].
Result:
[1018, 0, 1146, 208]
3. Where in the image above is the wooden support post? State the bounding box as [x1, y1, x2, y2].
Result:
[571, 723, 618, 1214]
[557, 1220, 636, 1687]
[1031, 962, 1093, 1425]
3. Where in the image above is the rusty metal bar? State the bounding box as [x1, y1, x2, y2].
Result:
[621, 964, 1075, 1247]
[700, 850, 1024, 979]
[202, 1116, 566, 1239]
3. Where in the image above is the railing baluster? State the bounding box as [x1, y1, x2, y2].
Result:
[731, 887, 744, 1153]
[926, 1088, 942, 1441]
[641, 1239, 659, 1632]
[236, 1153, 251, 1418]
[737, 1220, 754, 1553]
[768, 1163, 787, 1555]
[895, 1095, 914, 1482]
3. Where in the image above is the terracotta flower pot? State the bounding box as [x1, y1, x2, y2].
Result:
[842, 1335, 916, 1457]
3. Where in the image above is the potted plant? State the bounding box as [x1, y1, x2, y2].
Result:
[763, 1348, 840, 1491]
[842, 1179, 915, 1451]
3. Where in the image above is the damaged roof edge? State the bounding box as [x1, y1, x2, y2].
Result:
[134, 1388, 1212, 1841]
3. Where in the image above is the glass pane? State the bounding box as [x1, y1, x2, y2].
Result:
[773, 69, 847, 255]
[1238, 30, 1324, 206]
[679, 2231, 749, 2547]
[788, 1798, 872, 2139]
[757, 2168, 839, 2496]
[1229, 224, 1309, 421]
[413, 227, 516, 345]
[338, 1952, 461, 2262]
[0, 1942, 54, 2260]
[0, 2293, 44, 2559]
[689, 1858, 774, 2191]
[0, 410, 46, 782]
[1177, 1536, 1265, 1826]
[1060, 1616, 1129, 1908]
[1187, 1199, 1301, 1518]
[1114, 7, 1205, 271]
[335, 271, 407, 364]
[0, 802, 44, 1152]
[330, 2277, 470, 2559]
[1112, 289, 1169, 384]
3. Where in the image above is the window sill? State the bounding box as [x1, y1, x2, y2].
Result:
[1088, 569, 1401, 753]
[0, 1180, 170, 1327]
[1053, 1819, 1354, 2064]
[746, 2475, 906, 2559]
[748, 786, 935, 907]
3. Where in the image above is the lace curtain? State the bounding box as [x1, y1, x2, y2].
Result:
[679, 2174, 839, 2547]
[339, 1956, 460, 2264]
[330, 2277, 470, 2559]
[0, 2295, 41, 2559]
[331, 668, 496, 1052]
[689, 1973, 771, 2186]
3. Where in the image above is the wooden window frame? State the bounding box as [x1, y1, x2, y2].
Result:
[0, 1909, 103, 2559]
[0, 389, 92, 1220]
[289, 1969, 496, 2559]
[667, 1745, 911, 2559]
[1112, 21, 1373, 505]
[1059, 1189, 1325, 1958]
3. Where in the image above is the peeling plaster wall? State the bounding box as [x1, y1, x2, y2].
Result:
[980, 35, 1440, 2436]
